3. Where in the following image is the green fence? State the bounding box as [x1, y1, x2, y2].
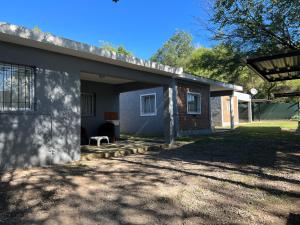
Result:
[252, 102, 299, 121]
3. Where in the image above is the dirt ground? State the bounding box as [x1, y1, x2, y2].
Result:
[0, 122, 300, 225]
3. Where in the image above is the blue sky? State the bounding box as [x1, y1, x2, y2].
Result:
[1, 0, 214, 59]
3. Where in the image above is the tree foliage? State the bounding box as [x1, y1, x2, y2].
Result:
[150, 30, 194, 68]
[100, 42, 133, 57]
[211, 0, 300, 54]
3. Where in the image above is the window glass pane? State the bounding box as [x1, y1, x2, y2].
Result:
[3, 65, 11, 110]
[187, 93, 201, 113]
[141, 94, 155, 115]
[11, 66, 18, 110]
[19, 66, 26, 109]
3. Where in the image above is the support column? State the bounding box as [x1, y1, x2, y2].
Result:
[229, 95, 234, 129]
[172, 80, 179, 138]
[163, 85, 175, 145]
[248, 100, 252, 123]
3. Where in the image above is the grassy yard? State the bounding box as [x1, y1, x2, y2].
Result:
[0, 120, 299, 225]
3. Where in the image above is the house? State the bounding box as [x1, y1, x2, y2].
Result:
[211, 91, 252, 128]
[0, 22, 241, 169]
[120, 89, 249, 136]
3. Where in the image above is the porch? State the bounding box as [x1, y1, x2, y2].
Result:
[79, 71, 174, 145]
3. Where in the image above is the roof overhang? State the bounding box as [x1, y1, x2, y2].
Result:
[0, 22, 242, 93]
[246, 50, 300, 82]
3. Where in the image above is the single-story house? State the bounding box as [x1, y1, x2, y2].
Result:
[0, 22, 242, 169]
[120, 89, 250, 136]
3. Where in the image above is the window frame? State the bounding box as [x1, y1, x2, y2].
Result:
[140, 93, 157, 116]
[0, 62, 36, 112]
[186, 91, 201, 115]
[81, 92, 96, 117]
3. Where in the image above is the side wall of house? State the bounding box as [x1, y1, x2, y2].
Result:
[120, 87, 164, 136]
[81, 80, 120, 141]
[176, 82, 211, 136]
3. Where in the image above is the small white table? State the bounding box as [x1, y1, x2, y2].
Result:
[89, 136, 109, 146]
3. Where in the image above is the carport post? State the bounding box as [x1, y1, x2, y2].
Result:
[163, 84, 175, 145]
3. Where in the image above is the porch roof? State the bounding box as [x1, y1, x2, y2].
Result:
[0, 22, 242, 92]
[246, 50, 300, 82]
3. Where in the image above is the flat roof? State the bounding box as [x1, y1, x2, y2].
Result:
[0, 22, 242, 92]
[246, 50, 300, 82]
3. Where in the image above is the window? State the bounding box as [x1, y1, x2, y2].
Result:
[0, 62, 35, 111]
[81, 93, 95, 117]
[140, 93, 156, 116]
[187, 92, 201, 114]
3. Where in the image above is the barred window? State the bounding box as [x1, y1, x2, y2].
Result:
[81, 93, 95, 117]
[0, 63, 35, 111]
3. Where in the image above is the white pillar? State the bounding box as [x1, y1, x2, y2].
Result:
[164, 85, 175, 145]
[248, 101, 252, 123]
[229, 95, 234, 129]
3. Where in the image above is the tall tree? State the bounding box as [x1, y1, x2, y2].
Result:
[150, 30, 194, 68]
[210, 0, 300, 55]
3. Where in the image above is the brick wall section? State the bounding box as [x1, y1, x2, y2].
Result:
[177, 83, 210, 131]
[222, 96, 239, 123]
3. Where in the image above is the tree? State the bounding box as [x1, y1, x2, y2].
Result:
[100, 42, 133, 57]
[150, 30, 194, 68]
[187, 44, 250, 83]
[210, 0, 300, 55]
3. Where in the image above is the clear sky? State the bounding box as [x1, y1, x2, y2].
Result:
[1, 0, 214, 59]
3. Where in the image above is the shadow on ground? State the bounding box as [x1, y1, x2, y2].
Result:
[0, 126, 299, 225]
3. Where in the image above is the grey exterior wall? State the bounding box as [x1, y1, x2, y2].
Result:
[120, 87, 164, 136]
[0, 65, 81, 170]
[211, 97, 222, 127]
[81, 80, 119, 140]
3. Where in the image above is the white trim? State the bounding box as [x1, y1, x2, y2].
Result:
[140, 93, 157, 116]
[186, 91, 201, 115]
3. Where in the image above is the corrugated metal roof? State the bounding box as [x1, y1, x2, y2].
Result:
[246, 50, 300, 82]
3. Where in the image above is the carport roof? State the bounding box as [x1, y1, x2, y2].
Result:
[246, 50, 300, 82]
[0, 22, 242, 92]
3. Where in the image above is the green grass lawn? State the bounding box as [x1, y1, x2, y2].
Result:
[242, 120, 299, 130]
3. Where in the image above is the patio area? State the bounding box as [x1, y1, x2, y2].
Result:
[80, 138, 165, 160]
